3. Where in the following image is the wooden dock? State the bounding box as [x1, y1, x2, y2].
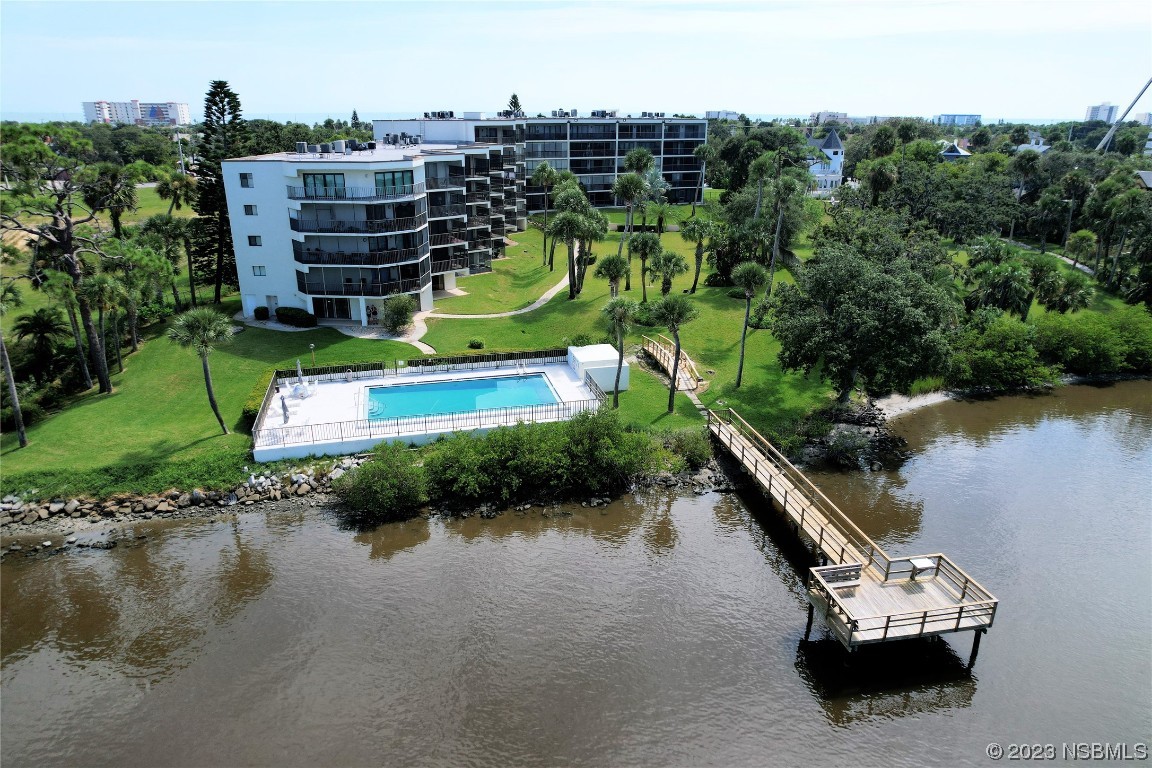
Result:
[708, 408, 998, 659]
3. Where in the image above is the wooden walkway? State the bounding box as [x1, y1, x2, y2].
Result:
[642, 335, 700, 391]
[708, 408, 998, 654]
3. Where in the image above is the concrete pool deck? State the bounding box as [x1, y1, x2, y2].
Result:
[253, 361, 601, 461]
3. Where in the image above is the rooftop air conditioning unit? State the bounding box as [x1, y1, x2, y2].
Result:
[424, 112, 432, 119]
[319, 143, 331, 153]
[551, 110, 559, 118]
[367, 141, 377, 150]
[295, 141, 307, 154]
[307, 144, 320, 153]
[413, 134, 422, 144]
[447, 111, 455, 118]
[571, 109, 578, 117]
[656, 112, 666, 118]
[333, 140, 346, 153]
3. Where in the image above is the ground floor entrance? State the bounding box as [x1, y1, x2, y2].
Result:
[312, 297, 352, 320]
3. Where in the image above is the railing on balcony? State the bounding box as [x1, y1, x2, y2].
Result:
[428, 204, 466, 219]
[293, 242, 428, 267]
[468, 239, 491, 252]
[425, 175, 466, 190]
[466, 216, 490, 228]
[525, 149, 568, 159]
[290, 214, 427, 235]
[430, 232, 467, 247]
[297, 276, 429, 297]
[431, 255, 469, 273]
[286, 183, 426, 201]
[466, 192, 490, 203]
[465, 161, 490, 177]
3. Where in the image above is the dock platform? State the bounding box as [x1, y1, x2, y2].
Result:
[708, 408, 997, 656]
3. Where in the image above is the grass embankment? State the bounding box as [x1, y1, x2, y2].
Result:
[432, 228, 563, 314]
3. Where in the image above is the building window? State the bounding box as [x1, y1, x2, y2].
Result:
[244, 204, 258, 215]
[248, 236, 262, 246]
[303, 173, 345, 197]
[375, 170, 414, 195]
[252, 265, 267, 276]
[240, 173, 254, 188]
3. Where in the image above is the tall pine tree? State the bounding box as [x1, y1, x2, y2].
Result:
[351, 109, 361, 130]
[508, 93, 522, 114]
[193, 81, 246, 303]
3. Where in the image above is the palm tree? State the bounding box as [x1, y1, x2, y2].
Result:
[12, 307, 68, 370]
[612, 172, 648, 291]
[1052, 270, 1094, 313]
[40, 271, 93, 390]
[1065, 229, 1097, 270]
[629, 232, 662, 304]
[864, 159, 898, 207]
[594, 254, 629, 298]
[647, 201, 676, 235]
[530, 162, 558, 262]
[1106, 189, 1146, 288]
[82, 272, 127, 373]
[0, 280, 27, 447]
[650, 294, 699, 413]
[83, 163, 139, 238]
[602, 297, 640, 408]
[749, 152, 774, 219]
[623, 147, 655, 176]
[731, 262, 768, 388]
[689, 143, 715, 218]
[679, 217, 713, 294]
[138, 216, 188, 310]
[155, 172, 197, 215]
[113, 242, 175, 352]
[647, 250, 689, 297]
[167, 307, 235, 435]
[547, 210, 589, 300]
[1008, 150, 1041, 240]
[765, 174, 806, 302]
[576, 208, 608, 294]
[970, 261, 1032, 319]
[896, 120, 917, 165]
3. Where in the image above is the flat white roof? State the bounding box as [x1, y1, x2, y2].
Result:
[225, 143, 495, 163]
[569, 344, 620, 367]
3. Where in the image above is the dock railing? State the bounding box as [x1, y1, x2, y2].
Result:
[708, 408, 889, 573]
[642, 335, 699, 391]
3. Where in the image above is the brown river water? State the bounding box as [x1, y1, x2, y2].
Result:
[2, 381, 1149, 767]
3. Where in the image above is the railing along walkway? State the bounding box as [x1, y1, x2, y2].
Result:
[642, 335, 699, 391]
[707, 407, 998, 652]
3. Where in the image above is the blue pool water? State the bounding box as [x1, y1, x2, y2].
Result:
[366, 374, 559, 419]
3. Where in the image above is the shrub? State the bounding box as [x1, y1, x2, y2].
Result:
[331, 441, 428, 522]
[947, 315, 1057, 390]
[254, 306, 270, 321]
[907, 376, 947, 397]
[380, 294, 416, 333]
[1106, 305, 1152, 373]
[468, 338, 485, 349]
[569, 333, 593, 346]
[422, 409, 655, 508]
[275, 306, 317, 328]
[2, 402, 45, 430]
[663, 427, 712, 470]
[240, 367, 278, 431]
[1034, 313, 1126, 376]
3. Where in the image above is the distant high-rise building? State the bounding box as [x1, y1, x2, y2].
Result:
[1085, 102, 1119, 123]
[1131, 112, 1152, 127]
[810, 111, 848, 125]
[705, 110, 740, 120]
[82, 100, 191, 126]
[933, 114, 981, 126]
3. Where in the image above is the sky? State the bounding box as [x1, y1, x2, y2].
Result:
[1, 0, 1150, 124]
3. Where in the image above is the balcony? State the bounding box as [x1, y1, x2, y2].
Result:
[431, 255, 469, 273]
[466, 216, 490, 228]
[425, 175, 466, 190]
[290, 213, 427, 235]
[525, 149, 567, 159]
[286, 183, 425, 202]
[465, 161, 491, 178]
[297, 275, 430, 297]
[430, 232, 467, 248]
[466, 191, 490, 203]
[293, 242, 428, 267]
[428, 204, 466, 219]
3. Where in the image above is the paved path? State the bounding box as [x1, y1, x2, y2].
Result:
[237, 268, 572, 357]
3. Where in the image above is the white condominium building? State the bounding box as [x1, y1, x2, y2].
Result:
[223, 137, 523, 325]
[375, 110, 707, 210]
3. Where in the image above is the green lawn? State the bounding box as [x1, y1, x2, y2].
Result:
[123, 186, 197, 225]
[432, 229, 565, 314]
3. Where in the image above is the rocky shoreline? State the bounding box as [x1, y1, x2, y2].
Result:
[1, 457, 734, 560]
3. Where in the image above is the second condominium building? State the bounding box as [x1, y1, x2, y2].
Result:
[223, 137, 524, 325]
[375, 110, 707, 209]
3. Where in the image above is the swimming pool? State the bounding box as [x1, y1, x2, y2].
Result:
[366, 373, 559, 419]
